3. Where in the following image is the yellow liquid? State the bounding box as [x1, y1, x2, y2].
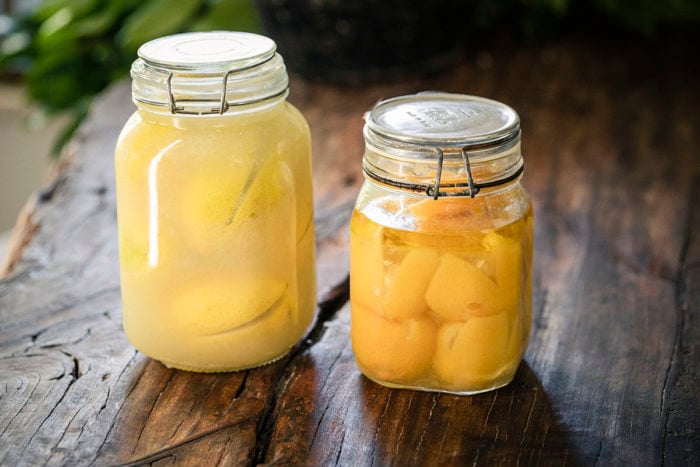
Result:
[114, 102, 316, 371]
[350, 194, 532, 394]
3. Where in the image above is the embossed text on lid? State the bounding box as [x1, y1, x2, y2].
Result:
[366, 92, 520, 147]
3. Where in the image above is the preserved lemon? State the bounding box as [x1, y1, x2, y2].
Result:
[115, 32, 316, 372]
[434, 313, 519, 389]
[350, 202, 532, 393]
[382, 248, 440, 320]
[352, 301, 437, 383]
[350, 92, 532, 394]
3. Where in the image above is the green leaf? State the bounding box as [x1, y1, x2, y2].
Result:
[189, 0, 261, 32]
[26, 40, 79, 79]
[71, 8, 123, 37]
[72, 0, 144, 36]
[116, 0, 206, 53]
[37, 7, 74, 41]
[34, 0, 101, 22]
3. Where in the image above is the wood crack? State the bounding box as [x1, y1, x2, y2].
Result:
[52, 397, 89, 462]
[21, 362, 77, 460]
[89, 349, 139, 465]
[317, 347, 345, 397]
[370, 391, 392, 462]
[520, 386, 538, 449]
[96, 387, 110, 417]
[593, 436, 603, 467]
[252, 274, 349, 465]
[481, 392, 498, 434]
[131, 371, 177, 455]
[37, 172, 67, 204]
[333, 429, 345, 466]
[0, 373, 38, 440]
[302, 276, 350, 351]
[306, 347, 346, 458]
[660, 174, 698, 465]
[215, 433, 234, 467]
[120, 417, 258, 466]
[414, 394, 438, 463]
[309, 403, 331, 454]
[233, 371, 249, 400]
[18, 285, 120, 338]
[393, 393, 414, 458]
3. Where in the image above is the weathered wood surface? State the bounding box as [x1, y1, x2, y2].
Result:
[1, 35, 698, 465]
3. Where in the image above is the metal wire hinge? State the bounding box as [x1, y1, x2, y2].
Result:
[425, 148, 479, 199]
[165, 70, 232, 114]
[163, 70, 287, 115]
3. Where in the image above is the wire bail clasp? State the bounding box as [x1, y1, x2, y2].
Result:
[159, 54, 285, 115]
[165, 70, 232, 115]
[166, 72, 179, 114]
[426, 147, 479, 200]
[216, 70, 233, 114]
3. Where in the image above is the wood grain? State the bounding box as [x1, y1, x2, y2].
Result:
[1, 35, 698, 465]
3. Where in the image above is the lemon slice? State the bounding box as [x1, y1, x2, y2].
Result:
[382, 248, 440, 319]
[425, 253, 503, 320]
[351, 302, 436, 382]
[434, 313, 513, 388]
[171, 276, 288, 336]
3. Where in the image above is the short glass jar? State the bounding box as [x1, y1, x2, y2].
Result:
[114, 32, 316, 372]
[350, 92, 532, 394]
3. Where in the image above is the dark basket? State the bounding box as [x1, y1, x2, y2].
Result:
[255, 0, 468, 84]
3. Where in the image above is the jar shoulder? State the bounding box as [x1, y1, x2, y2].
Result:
[353, 181, 531, 233]
[115, 102, 310, 159]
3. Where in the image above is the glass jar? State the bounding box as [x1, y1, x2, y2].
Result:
[350, 92, 532, 394]
[114, 32, 316, 372]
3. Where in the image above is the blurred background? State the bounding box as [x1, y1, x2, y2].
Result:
[0, 0, 698, 262]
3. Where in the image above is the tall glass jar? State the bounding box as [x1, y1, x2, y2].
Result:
[350, 92, 532, 394]
[114, 32, 316, 372]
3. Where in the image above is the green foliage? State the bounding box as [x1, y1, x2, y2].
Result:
[116, 0, 206, 53]
[190, 0, 261, 33]
[0, 0, 260, 154]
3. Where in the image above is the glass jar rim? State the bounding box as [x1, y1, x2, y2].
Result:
[364, 92, 520, 154]
[131, 31, 289, 115]
[137, 31, 276, 73]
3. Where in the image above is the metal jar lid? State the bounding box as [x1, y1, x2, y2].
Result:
[131, 31, 289, 115]
[363, 92, 523, 198]
[365, 92, 520, 151]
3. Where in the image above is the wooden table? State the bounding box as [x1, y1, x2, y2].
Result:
[1, 35, 698, 465]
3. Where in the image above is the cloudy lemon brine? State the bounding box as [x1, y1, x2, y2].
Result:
[350, 93, 533, 394]
[115, 32, 316, 371]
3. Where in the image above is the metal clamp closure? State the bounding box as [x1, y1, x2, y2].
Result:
[138, 54, 286, 115]
[426, 147, 479, 199]
[363, 146, 524, 199]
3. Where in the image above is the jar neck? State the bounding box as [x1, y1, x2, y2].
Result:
[362, 139, 524, 199]
[133, 92, 288, 128]
[130, 52, 289, 117]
